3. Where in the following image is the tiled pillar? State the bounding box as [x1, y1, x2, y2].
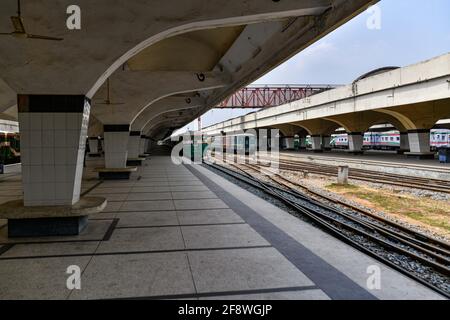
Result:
[145, 138, 151, 153]
[140, 135, 147, 155]
[281, 137, 295, 150]
[88, 137, 99, 154]
[347, 132, 364, 154]
[127, 131, 141, 159]
[103, 125, 129, 169]
[310, 135, 322, 152]
[322, 136, 331, 151]
[18, 95, 90, 206]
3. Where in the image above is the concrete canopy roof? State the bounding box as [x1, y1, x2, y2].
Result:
[0, 0, 377, 138]
[0, 0, 331, 96]
[127, 26, 245, 72]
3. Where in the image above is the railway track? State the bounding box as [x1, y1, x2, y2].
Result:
[204, 159, 450, 298]
[255, 155, 450, 194]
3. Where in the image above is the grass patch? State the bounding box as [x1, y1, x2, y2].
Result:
[325, 183, 450, 235]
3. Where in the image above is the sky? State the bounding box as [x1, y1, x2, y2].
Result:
[175, 0, 450, 134]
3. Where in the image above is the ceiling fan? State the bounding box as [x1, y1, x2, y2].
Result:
[0, 0, 63, 41]
[96, 78, 125, 106]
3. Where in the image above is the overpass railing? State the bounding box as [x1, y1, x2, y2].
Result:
[215, 84, 338, 109]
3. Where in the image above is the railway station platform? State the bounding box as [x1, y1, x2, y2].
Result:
[0, 152, 445, 300]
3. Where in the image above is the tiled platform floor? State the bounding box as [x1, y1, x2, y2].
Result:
[0, 155, 445, 300]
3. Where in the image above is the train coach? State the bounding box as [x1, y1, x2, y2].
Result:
[209, 133, 258, 155]
[0, 132, 21, 173]
[330, 130, 450, 151]
[0, 132, 20, 164]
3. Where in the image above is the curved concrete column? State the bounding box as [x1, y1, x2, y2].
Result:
[324, 111, 408, 134]
[377, 101, 450, 131]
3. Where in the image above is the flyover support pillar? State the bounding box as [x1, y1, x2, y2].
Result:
[281, 136, 295, 150]
[310, 135, 323, 153]
[0, 95, 106, 238]
[322, 135, 332, 151]
[405, 129, 434, 159]
[347, 132, 364, 155]
[398, 132, 410, 154]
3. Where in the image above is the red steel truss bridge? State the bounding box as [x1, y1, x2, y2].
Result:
[215, 84, 338, 109]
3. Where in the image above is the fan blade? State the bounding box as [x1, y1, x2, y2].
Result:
[27, 34, 63, 41]
[10, 16, 26, 33]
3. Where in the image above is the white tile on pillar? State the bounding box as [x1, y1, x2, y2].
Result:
[54, 131, 66, 148]
[42, 113, 54, 130]
[29, 113, 42, 131]
[54, 149, 67, 165]
[42, 148, 55, 165]
[20, 98, 91, 206]
[30, 183, 43, 202]
[42, 183, 56, 202]
[66, 148, 78, 165]
[42, 165, 56, 183]
[18, 113, 30, 129]
[20, 130, 29, 150]
[54, 114, 66, 130]
[29, 148, 42, 166]
[66, 131, 80, 148]
[54, 165, 68, 183]
[66, 114, 79, 130]
[20, 147, 30, 166]
[42, 130, 55, 148]
[30, 131, 42, 148]
[104, 131, 129, 169]
[29, 165, 43, 183]
[22, 165, 30, 184]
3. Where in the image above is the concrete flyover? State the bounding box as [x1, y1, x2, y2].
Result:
[202, 53, 450, 158]
[0, 0, 377, 237]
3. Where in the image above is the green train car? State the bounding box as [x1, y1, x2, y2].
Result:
[0, 132, 21, 166]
